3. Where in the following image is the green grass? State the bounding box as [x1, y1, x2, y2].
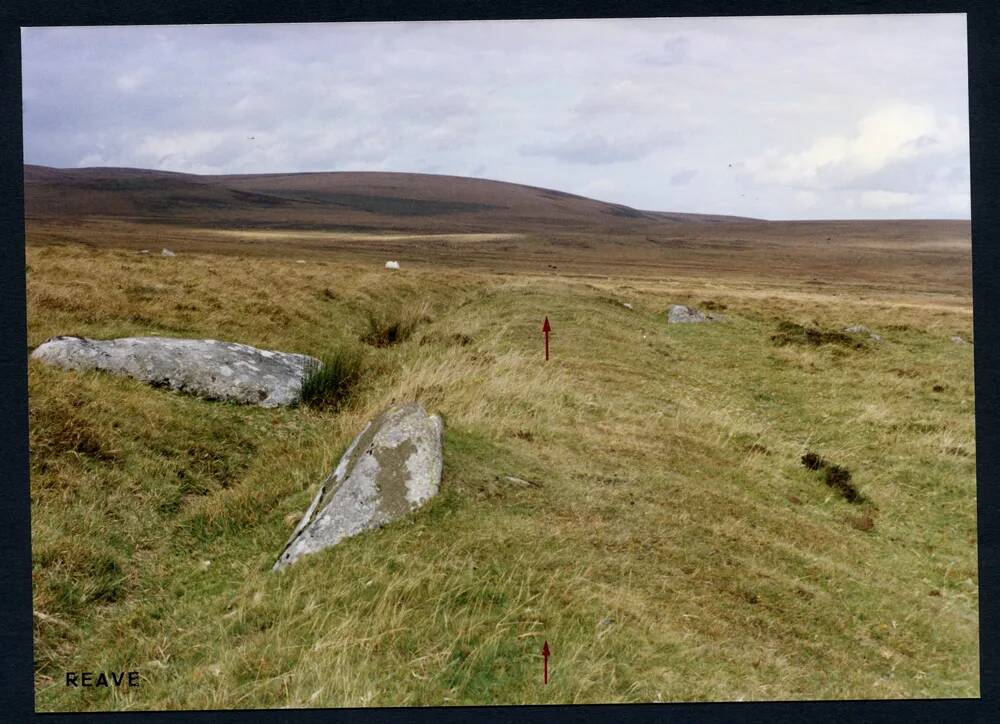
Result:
[27, 244, 978, 710]
[299, 347, 365, 410]
[362, 303, 431, 348]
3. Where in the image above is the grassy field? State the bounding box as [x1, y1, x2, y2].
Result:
[27, 238, 978, 710]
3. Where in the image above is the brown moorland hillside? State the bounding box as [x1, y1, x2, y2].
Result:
[24, 164, 757, 233]
[23, 164, 971, 294]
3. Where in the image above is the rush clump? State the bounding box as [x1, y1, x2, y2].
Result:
[772, 321, 865, 349]
[800, 451, 863, 503]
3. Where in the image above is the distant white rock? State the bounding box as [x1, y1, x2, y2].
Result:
[385, 260, 401, 270]
[137, 249, 150, 255]
[161, 248, 176, 257]
[296, 259, 306, 264]
[30, 335, 320, 407]
[952, 335, 971, 345]
[623, 302, 634, 310]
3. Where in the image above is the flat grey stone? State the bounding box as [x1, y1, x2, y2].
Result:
[667, 304, 721, 324]
[161, 248, 176, 257]
[30, 335, 319, 407]
[273, 402, 443, 570]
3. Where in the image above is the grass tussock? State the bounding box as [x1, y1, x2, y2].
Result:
[29, 386, 124, 473]
[771, 321, 866, 350]
[361, 303, 432, 348]
[801, 452, 863, 503]
[299, 347, 365, 410]
[845, 513, 876, 532]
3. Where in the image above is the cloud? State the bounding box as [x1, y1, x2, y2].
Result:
[670, 169, 697, 185]
[520, 132, 675, 165]
[745, 102, 966, 190]
[20, 16, 970, 219]
[793, 190, 819, 209]
[573, 80, 692, 117]
[637, 36, 692, 66]
[577, 177, 621, 199]
[943, 192, 971, 216]
[858, 189, 917, 211]
[380, 92, 477, 126]
[115, 67, 151, 92]
[136, 130, 230, 167]
[77, 153, 104, 167]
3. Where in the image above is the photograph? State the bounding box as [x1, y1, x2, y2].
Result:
[21, 13, 977, 711]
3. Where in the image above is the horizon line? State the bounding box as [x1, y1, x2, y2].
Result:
[22, 162, 972, 224]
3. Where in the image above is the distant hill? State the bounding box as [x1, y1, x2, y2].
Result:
[23, 164, 760, 233]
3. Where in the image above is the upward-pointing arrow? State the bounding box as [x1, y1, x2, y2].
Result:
[542, 317, 551, 361]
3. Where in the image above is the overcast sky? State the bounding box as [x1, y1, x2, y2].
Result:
[21, 15, 969, 220]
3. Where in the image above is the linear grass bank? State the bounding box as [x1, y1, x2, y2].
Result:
[27, 244, 977, 709]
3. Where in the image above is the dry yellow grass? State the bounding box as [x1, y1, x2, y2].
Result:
[199, 228, 526, 243]
[25, 215, 972, 293]
[27, 240, 977, 710]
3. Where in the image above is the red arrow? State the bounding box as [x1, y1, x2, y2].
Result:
[542, 317, 551, 361]
[542, 640, 550, 684]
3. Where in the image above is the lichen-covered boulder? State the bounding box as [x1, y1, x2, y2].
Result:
[274, 402, 443, 570]
[30, 335, 319, 407]
[667, 304, 721, 323]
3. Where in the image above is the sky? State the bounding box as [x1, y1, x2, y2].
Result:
[21, 15, 970, 220]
